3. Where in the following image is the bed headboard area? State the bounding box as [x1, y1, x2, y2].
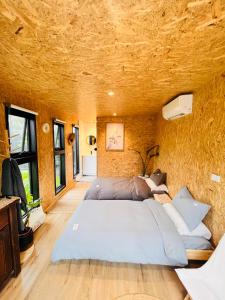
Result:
[153, 74, 225, 244]
[97, 115, 157, 177]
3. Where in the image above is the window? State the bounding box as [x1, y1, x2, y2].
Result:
[53, 121, 66, 193]
[72, 125, 80, 177]
[6, 107, 39, 215]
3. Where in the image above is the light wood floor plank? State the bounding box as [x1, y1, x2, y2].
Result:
[0, 182, 186, 300]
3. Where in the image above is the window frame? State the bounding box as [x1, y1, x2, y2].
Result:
[72, 125, 80, 178]
[5, 106, 40, 212]
[53, 121, 66, 194]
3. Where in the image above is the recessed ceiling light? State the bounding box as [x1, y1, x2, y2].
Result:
[113, 113, 117, 116]
[108, 91, 114, 96]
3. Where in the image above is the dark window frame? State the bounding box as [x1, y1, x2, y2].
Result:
[5, 106, 39, 213]
[53, 121, 66, 194]
[72, 125, 80, 178]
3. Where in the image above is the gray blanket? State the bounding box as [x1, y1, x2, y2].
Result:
[51, 199, 188, 266]
[84, 176, 152, 201]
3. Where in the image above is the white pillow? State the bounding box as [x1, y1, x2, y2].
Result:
[145, 178, 157, 190]
[152, 184, 168, 193]
[29, 206, 46, 232]
[163, 203, 211, 240]
[145, 178, 168, 193]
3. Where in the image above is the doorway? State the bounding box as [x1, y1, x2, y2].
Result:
[72, 125, 80, 178]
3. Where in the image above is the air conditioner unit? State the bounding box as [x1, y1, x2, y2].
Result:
[162, 94, 193, 120]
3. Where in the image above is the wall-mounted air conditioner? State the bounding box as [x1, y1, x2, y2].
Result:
[162, 94, 193, 120]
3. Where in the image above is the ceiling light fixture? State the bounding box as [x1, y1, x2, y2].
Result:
[108, 91, 114, 96]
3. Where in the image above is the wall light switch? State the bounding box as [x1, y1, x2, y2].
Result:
[211, 174, 221, 183]
[73, 223, 79, 231]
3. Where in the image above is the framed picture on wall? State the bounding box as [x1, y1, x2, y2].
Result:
[106, 123, 124, 151]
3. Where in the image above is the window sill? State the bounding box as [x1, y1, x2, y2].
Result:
[55, 185, 66, 195]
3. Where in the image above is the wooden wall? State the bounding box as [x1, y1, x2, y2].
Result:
[154, 74, 225, 243]
[0, 92, 76, 212]
[97, 116, 156, 177]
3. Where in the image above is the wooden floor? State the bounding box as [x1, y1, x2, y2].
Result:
[0, 183, 186, 300]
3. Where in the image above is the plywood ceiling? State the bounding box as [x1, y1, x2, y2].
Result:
[0, 0, 225, 121]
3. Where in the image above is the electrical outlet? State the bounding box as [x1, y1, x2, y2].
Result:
[73, 223, 79, 231]
[211, 174, 221, 183]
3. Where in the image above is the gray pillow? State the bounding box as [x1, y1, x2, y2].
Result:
[172, 186, 211, 231]
[153, 168, 161, 174]
[150, 172, 167, 186]
[133, 176, 152, 200]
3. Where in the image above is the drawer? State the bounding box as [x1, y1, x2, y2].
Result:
[0, 209, 9, 230]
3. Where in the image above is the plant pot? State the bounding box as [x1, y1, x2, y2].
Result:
[19, 227, 33, 252]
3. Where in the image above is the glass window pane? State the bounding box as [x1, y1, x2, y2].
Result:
[19, 163, 40, 212]
[55, 155, 61, 188]
[7, 109, 39, 214]
[9, 115, 29, 153]
[24, 122, 29, 152]
[19, 163, 33, 211]
[54, 124, 60, 148]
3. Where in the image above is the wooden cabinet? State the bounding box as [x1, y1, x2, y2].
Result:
[0, 225, 13, 284]
[0, 198, 21, 290]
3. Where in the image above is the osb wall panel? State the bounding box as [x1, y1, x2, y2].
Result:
[154, 74, 225, 244]
[0, 91, 76, 211]
[97, 116, 156, 177]
[0, 103, 9, 187]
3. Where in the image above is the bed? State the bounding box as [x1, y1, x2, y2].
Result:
[84, 176, 153, 201]
[52, 195, 213, 266]
[84, 170, 168, 201]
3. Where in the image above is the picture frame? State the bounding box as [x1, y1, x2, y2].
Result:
[106, 123, 124, 151]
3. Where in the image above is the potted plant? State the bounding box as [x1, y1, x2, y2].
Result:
[18, 210, 33, 252]
[129, 145, 160, 177]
